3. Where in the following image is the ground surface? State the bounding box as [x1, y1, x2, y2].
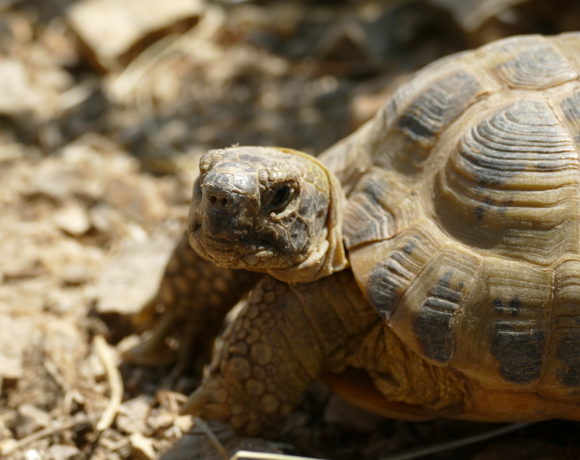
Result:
[1, 1, 580, 459]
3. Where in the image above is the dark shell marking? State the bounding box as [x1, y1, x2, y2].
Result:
[491, 296, 545, 384]
[556, 334, 580, 387]
[366, 231, 437, 321]
[484, 265, 551, 386]
[491, 320, 545, 384]
[552, 261, 580, 388]
[413, 271, 461, 363]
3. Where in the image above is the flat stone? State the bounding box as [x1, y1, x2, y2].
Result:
[67, 0, 204, 71]
[53, 203, 91, 236]
[15, 405, 51, 438]
[117, 395, 154, 435]
[96, 238, 175, 315]
[0, 315, 36, 379]
[130, 433, 156, 460]
[0, 59, 41, 115]
[47, 444, 81, 460]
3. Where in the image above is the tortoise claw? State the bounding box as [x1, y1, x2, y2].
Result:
[122, 335, 176, 367]
[181, 379, 231, 421]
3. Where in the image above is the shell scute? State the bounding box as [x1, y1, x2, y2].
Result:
[389, 246, 481, 366]
[377, 70, 486, 175]
[360, 228, 440, 321]
[483, 261, 551, 386]
[432, 97, 579, 265]
[491, 38, 577, 89]
[412, 270, 461, 363]
[343, 169, 421, 248]
[491, 322, 545, 384]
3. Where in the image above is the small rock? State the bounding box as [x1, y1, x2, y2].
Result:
[61, 263, 91, 286]
[46, 289, 86, 315]
[0, 59, 41, 116]
[0, 439, 17, 457]
[24, 449, 42, 460]
[130, 433, 156, 460]
[47, 444, 81, 460]
[96, 238, 175, 315]
[147, 409, 174, 433]
[29, 159, 94, 203]
[104, 176, 169, 222]
[117, 395, 154, 435]
[16, 405, 51, 438]
[0, 315, 36, 379]
[174, 415, 193, 433]
[53, 203, 91, 236]
[67, 0, 205, 71]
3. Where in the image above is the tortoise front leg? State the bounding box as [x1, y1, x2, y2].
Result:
[181, 270, 376, 434]
[124, 232, 261, 367]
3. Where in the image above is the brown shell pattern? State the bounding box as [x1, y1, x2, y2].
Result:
[341, 33, 580, 399]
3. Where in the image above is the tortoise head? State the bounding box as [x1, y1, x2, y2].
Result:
[187, 146, 348, 282]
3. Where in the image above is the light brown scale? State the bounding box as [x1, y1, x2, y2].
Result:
[486, 36, 577, 89]
[246, 328, 260, 345]
[245, 379, 265, 397]
[259, 394, 279, 414]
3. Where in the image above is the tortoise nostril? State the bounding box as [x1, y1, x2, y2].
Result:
[207, 192, 231, 208]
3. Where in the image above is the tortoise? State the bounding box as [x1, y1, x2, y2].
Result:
[126, 32, 580, 435]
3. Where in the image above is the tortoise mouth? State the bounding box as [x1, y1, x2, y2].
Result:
[189, 214, 276, 264]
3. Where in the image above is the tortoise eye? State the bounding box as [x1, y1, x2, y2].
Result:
[265, 183, 294, 213]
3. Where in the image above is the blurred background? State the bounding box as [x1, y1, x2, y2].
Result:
[1, 0, 580, 459]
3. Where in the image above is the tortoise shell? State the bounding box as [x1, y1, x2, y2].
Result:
[323, 33, 580, 399]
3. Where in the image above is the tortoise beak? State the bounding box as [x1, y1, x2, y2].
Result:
[188, 168, 260, 249]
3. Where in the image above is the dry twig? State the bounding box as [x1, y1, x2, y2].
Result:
[94, 335, 124, 432]
[192, 416, 229, 460]
[381, 422, 533, 460]
[1, 416, 91, 456]
[231, 451, 326, 460]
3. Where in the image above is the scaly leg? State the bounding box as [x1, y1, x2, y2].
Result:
[124, 232, 261, 367]
[181, 269, 376, 434]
